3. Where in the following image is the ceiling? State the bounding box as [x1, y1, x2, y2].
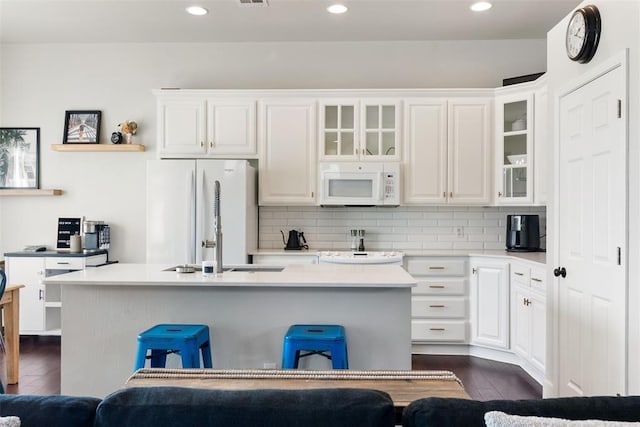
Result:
[0, 0, 580, 44]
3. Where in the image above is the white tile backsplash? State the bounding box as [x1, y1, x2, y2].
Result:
[259, 206, 547, 251]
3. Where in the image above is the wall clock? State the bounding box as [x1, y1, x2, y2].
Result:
[565, 4, 601, 63]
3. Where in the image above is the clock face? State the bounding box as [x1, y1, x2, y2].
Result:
[566, 10, 586, 60]
[565, 5, 601, 63]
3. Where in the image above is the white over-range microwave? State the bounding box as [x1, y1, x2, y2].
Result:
[319, 162, 400, 206]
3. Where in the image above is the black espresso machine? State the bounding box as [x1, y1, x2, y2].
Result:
[506, 214, 541, 252]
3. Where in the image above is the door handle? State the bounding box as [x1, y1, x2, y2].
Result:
[553, 267, 567, 278]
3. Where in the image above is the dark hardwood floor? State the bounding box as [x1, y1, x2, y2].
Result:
[5, 336, 542, 400]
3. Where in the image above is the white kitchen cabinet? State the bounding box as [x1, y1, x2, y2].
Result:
[406, 257, 468, 343]
[319, 99, 400, 161]
[258, 98, 317, 205]
[510, 262, 546, 375]
[156, 92, 257, 158]
[403, 98, 491, 205]
[495, 90, 534, 204]
[5, 253, 108, 335]
[470, 258, 509, 349]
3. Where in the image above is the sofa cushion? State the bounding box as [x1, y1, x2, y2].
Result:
[0, 395, 100, 427]
[402, 396, 640, 427]
[96, 386, 396, 427]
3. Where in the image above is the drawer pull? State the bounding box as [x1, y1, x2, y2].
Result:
[429, 327, 445, 331]
[429, 285, 445, 289]
[514, 272, 524, 276]
[429, 266, 445, 270]
[429, 304, 446, 308]
[531, 278, 543, 282]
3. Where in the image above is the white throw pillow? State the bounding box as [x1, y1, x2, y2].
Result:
[0, 417, 20, 427]
[484, 411, 640, 427]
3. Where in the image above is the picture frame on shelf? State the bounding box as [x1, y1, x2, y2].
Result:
[63, 110, 101, 144]
[0, 127, 40, 189]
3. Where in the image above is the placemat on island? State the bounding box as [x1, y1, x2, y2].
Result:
[126, 368, 470, 404]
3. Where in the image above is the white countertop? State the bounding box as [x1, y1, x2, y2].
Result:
[251, 248, 547, 266]
[43, 263, 416, 288]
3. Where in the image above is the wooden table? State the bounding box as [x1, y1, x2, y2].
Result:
[1, 285, 24, 384]
[127, 368, 470, 414]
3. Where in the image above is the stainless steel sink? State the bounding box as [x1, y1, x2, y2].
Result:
[164, 265, 284, 273]
[228, 266, 285, 272]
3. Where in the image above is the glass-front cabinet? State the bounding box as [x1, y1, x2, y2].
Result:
[495, 92, 534, 204]
[319, 99, 400, 161]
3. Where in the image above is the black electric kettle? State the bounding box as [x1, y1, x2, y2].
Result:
[281, 230, 308, 250]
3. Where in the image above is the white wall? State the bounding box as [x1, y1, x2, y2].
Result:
[545, 0, 640, 395]
[0, 39, 548, 262]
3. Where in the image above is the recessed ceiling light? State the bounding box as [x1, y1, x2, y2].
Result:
[470, 2, 492, 12]
[186, 5, 208, 16]
[327, 4, 348, 14]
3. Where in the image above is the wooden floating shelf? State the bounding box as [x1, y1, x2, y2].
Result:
[0, 189, 63, 196]
[51, 144, 145, 152]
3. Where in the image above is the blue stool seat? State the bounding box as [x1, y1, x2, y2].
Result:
[135, 324, 212, 371]
[282, 324, 348, 369]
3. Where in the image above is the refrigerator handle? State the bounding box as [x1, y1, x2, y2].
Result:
[189, 169, 196, 265]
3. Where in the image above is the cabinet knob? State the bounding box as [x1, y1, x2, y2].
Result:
[472, 267, 477, 274]
[553, 267, 567, 278]
[429, 304, 446, 308]
[200, 141, 204, 148]
[429, 327, 445, 331]
[210, 141, 214, 148]
[449, 192, 453, 198]
[443, 192, 447, 198]
[498, 191, 503, 197]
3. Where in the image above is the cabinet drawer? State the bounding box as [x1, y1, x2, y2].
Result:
[510, 263, 530, 285]
[412, 279, 466, 296]
[45, 257, 84, 270]
[412, 296, 466, 318]
[530, 266, 546, 294]
[412, 320, 467, 342]
[406, 259, 467, 276]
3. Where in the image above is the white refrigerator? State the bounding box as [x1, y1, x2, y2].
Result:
[146, 159, 257, 266]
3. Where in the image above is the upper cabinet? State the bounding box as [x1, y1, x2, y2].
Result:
[258, 98, 317, 206]
[495, 90, 534, 204]
[155, 91, 257, 159]
[404, 97, 492, 205]
[319, 98, 400, 161]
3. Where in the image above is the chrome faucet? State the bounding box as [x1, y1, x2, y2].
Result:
[202, 180, 223, 274]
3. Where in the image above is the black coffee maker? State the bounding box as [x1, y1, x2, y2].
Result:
[506, 215, 541, 252]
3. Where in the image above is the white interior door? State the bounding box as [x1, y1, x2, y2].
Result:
[557, 65, 626, 396]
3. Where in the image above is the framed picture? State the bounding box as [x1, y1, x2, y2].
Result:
[63, 110, 101, 144]
[0, 127, 40, 189]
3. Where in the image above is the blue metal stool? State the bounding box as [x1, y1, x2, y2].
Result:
[282, 324, 348, 369]
[134, 324, 212, 371]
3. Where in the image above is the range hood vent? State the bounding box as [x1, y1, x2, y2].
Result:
[238, 0, 269, 6]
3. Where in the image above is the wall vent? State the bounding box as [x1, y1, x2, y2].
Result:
[238, 0, 269, 6]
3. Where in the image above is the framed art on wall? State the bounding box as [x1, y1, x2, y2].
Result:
[0, 127, 40, 189]
[63, 110, 101, 144]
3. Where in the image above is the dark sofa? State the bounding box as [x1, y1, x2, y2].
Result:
[402, 396, 640, 426]
[0, 386, 395, 427]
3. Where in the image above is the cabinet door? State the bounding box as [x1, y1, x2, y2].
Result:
[495, 92, 534, 204]
[361, 99, 400, 160]
[258, 98, 317, 205]
[206, 99, 257, 156]
[158, 97, 207, 156]
[448, 99, 492, 205]
[530, 291, 546, 372]
[511, 285, 532, 359]
[470, 259, 509, 349]
[6, 257, 45, 333]
[403, 99, 448, 204]
[318, 99, 359, 160]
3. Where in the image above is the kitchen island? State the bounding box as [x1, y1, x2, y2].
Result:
[44, 263, 415, 397]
